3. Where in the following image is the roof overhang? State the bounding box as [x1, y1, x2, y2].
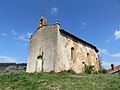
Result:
[60, 29, 99, 53]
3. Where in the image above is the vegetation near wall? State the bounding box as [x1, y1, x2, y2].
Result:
[0, 71, 120, 90]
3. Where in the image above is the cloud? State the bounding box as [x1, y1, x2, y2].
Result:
[81, 22, 86, 26]
[106, 27, 120, 43]
[11, 30, 17, 35]
[1, 33, 7, 36]
[102, 61, 120, 69]
[17, 34, 29, 41]
[106, 40, 110, 43]
[112, 53, 120, 58]
[0, 55, 17, 63]
[11, 30, 32, 42]
[51, 7, 58, 15]
[99, 48, 120, 58]
[27, 32, 32, 39]
[78, 22, 86, 29]
[15, 43, 28, 47]
[98, 48, 109, 55]
[106, 36, 112, 43]
[114, 30, 120, 40]
[119, 25, 120, 28]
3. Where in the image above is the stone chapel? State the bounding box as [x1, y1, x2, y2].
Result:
[26, 16, 99, 73]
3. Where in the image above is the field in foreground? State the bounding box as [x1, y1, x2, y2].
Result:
[0, 72, 120, 90]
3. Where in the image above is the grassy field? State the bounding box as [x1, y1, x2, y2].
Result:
[0, 72, 120, 90]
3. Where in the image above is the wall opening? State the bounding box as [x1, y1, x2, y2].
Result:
[82, 62, 85, 64]
[37, 55, 43, 72]
[87, 53, 89, 56]
[40, 18, 43, 24]
[71, 47, 74, 60]
[87, 53, 90, 64]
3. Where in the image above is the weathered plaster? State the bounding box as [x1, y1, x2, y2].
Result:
[26, 17, 99, 73]
[57, 32, 99, 73]
[26, 24, 60, 72]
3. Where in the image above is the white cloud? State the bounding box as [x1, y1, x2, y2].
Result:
[81, 22, 86, 26]
[112, 53, 120, 58]
[114, 30, 120, 40]
[119, 25, 120, 28]
[1, 33, 7, 36]
[11, 30, 17, 35]
[27, 32, 32, 39]
[19, 35, 28, 41]
[106, 27, 120, 43]
[99, 48, 120, 58]
[78, 22, 86, 29]
[18, 32, 32, 41]
[51, 7, 58, 15]
[102, 61, 120, 69]
[0, 55, 17, 63]
[15, 43, 28, 47]
[106, 36, 111, 43]
[11, 30, 32, 42]
[106, 40, 110, 43]
[99, 48, 109, 55]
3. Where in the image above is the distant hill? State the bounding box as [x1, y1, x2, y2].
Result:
[0, 63, 27, 73]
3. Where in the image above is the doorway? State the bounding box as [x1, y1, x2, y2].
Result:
[37, 55, 43, 72]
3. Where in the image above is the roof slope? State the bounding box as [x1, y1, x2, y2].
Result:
[107, 65, 120, 74]
[60, 29, 99, 53]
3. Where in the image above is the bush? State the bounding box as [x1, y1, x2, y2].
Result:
[118, 70, 120, 76]
[98, 69, 107, 74]
[66, 69, 76, 74]
[84, 65, 95, 74]
[58, 69, 76, 74]
[49, 71, 55, 74]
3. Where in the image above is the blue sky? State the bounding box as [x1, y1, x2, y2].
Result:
[0, 0, 120, 69]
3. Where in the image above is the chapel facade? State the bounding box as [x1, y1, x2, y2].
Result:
[26, 16, 99, 73]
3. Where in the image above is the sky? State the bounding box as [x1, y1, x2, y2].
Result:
[0, 0, 120, 69]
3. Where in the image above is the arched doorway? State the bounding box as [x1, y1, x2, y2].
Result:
[37, 55, 43, 72]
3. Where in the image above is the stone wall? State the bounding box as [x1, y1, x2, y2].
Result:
[26, 22, 99, 73]
[26, 24, 60, 72]
[57, 32, 99, 73]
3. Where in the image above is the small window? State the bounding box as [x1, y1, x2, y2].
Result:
[87, 53, 89, 56]
[40, 18, 43, 23]
[82, 62, 85, 64]
[71, 47, 74, 60]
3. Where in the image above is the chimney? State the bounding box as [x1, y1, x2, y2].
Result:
[111, 64, 115, 70]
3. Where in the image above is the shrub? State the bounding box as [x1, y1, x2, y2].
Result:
[58, 69, 76, 74]
[84, 64, 95, 74]
[98, 69, 107, 74]
[50, 71, 55, 74]
[66, 69, 76, 74]
[118, 70, 120, 76]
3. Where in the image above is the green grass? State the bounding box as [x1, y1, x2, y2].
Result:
[0, 72, 120, 90]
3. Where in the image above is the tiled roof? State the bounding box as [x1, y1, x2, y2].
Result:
[107, 65, 120, 73]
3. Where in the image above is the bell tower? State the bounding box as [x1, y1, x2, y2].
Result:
[38, 16, 47, 28]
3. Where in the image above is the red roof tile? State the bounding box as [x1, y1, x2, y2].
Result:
[107, 65, 120, 73]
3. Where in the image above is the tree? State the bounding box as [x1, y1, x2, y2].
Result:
[98, 55, 103, 70]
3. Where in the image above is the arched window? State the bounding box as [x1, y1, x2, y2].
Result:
[87, 53, 89, 56]
[40, 18, 43, 23]
[71, 47, 74, 60]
